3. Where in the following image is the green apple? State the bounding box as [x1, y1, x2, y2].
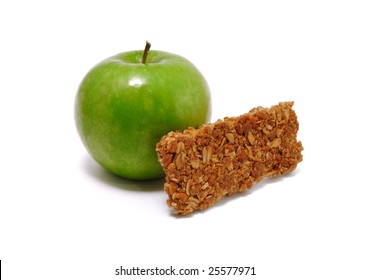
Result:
[75, 42, 211, 180]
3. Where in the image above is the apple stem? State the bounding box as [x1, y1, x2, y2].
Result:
[142, 41, 151, 64]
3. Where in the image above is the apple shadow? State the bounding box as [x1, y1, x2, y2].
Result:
[81, 155, 164, 192]
[171, 168, 302, 218]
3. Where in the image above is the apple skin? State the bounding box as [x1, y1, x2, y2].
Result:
[75, 50, 211, 180]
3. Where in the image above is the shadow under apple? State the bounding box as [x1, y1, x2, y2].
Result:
[81, 155, 164, 192]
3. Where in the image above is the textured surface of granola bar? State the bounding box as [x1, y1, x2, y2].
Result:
[156, 102, 303, 215]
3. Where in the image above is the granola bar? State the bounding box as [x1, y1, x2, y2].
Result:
[156, 102, 303, 215]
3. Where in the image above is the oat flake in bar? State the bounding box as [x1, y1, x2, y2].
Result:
[156, 102, 303, 215]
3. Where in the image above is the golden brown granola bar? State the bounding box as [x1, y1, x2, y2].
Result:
[156, 102, 303, 215]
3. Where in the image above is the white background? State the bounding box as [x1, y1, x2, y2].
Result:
[1, 0, 369, 279]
